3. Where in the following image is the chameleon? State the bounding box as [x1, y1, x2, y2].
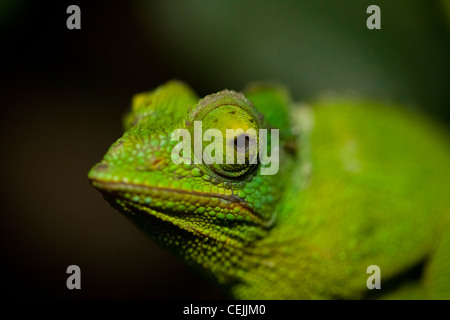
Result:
[88, 80, 450, 299]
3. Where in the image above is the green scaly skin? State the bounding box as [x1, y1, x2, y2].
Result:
[88, 80, 450, 299]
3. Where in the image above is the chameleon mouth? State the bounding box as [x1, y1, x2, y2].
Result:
[89, 179, 274, 229]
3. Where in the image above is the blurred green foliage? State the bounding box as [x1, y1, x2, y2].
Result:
[137, 0, 450, 122]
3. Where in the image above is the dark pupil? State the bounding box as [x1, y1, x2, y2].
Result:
[234, 135, 250, 153]
[214, 134, 257, 177]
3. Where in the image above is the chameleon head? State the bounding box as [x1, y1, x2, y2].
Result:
[88, 80, 297, 285]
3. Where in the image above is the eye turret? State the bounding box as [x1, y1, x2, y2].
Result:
[188, 90, 262, 179]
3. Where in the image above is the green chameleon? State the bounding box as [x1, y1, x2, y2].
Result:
[88, 80, 450, 299]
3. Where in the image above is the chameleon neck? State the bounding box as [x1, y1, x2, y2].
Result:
[229, 105, 317, 299]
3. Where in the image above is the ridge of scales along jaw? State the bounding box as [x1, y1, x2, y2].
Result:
[88, 163, 275, 247]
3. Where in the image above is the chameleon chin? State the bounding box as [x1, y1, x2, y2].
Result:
[88, 80, 450, 299]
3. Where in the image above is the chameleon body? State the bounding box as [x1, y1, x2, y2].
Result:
[88, 80, 450, 299]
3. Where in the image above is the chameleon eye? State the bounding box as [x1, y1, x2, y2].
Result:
[212, 134, 255, 177]
[203, 107, 260, 178]
[188, 90, 262, 179]
[211, 134, 258, 178]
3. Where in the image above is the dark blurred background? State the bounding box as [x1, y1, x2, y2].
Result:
[0, 0, 449, 299]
